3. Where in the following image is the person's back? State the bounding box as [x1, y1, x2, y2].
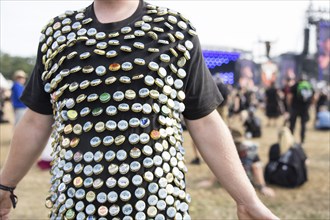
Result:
[265, 87, 278, 104]
[265, 127, 308, 188]
[265, 83, 282, 126]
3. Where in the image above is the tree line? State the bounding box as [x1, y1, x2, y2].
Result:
[0, 51, 36, 79]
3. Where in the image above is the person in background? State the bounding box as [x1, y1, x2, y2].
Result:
[232, 129, 275, 197]
[264, 126, 308, 188]
[315, 105, 330, 130]
[282, 76, 296, 123]
[265, 82, 283, 127]
[288, 75, 314, 143]
[11, 70, 27, 125]
[231, 87, 249, 122]
[243, 107, 262, 138]
[315, 86, 329, 114]
[198, 128, 275, 197]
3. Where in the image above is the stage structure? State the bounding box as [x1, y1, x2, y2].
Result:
[274, 2, 329, 84]
[304, 2, 330, 80]
[202, 50, 240, 85]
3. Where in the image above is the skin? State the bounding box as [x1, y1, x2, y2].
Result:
[251, 162, 275, 197]
[93, 0, 140, 24]
[15, 77, 26, 86]
[0, 109, 53, 219]
[0, 1, 279, 219]
[186, 111, 278, 219]
[0, 110, 279, 219]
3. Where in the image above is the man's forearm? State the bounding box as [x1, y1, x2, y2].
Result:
[0, 109, 53, 186]
[185, 110, 258, 205]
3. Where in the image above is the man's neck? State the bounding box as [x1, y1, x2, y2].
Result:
[93, 0, 140, 23]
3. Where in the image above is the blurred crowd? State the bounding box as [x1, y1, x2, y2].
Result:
[190, 73, 329, 196]
[215, 73, 330, 136]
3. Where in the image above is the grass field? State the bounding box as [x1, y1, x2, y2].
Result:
[0, 102, 329, 220]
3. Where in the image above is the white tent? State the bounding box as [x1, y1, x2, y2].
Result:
[0, 73, 12, 90]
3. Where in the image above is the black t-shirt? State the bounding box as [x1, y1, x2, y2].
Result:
[216, 83, 229, 106]
[22, 3, 222, 119]
[21, 1, 223, 219]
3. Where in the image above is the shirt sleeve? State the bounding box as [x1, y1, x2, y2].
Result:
[20, 42, 53, 115]
[182, 35, 223, 120]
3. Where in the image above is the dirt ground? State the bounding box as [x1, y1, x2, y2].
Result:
[0, 102, 329, 220]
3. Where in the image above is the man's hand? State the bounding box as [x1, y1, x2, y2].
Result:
[0, 191, 12, 220]
[237, 199, 279, 220]
[0, 109, 53, 220]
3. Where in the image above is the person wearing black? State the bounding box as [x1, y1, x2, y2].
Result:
[282, 77, 296, 122]
[231, 87, 252, 122]
[0, 1, 278, 219]
[265, 82, 283, 126]
[315, 87, 329, 114]
[314, 87, 330, 130]
[288, 76, 314, 143]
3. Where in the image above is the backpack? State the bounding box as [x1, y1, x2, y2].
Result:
[297, 81, 313, 103]
[264, 143, 308, 188]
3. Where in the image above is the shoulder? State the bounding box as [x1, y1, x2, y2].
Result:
[39, 7, 87, 34]
[38, 7, 88, 50]
[142, 3, 204, 68]
[144, 3, 199, 39]
[36, 7, 88, 78]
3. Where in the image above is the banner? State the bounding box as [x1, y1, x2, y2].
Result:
[236, 59, 259, 88]
[317, 21, 330, 80]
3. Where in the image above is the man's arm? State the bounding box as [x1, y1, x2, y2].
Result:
[0, 109, 53, 218]
[185, 110, 278, 219]
[1, 108, 53, 185]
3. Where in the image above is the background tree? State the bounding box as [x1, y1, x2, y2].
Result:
[0, 51, 35, 79]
